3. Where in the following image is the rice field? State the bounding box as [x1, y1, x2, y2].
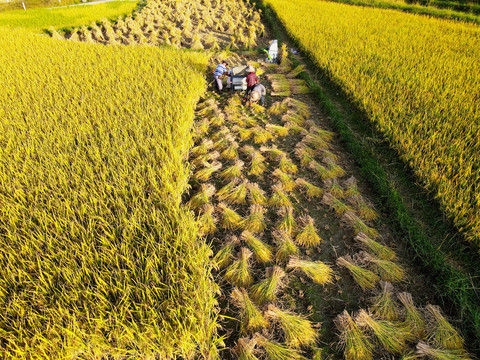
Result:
[0, 1, 137, 31]
[264, 0, 480, 248]
[0, 26, 218, 358]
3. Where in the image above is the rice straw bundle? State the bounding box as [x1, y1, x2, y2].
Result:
[217, 179, 248, 204]
[219, 160, 244, 180]
[272, 169, 297, 192]
[363, 253, 406, 283]
[295, 216, 323, 247]
[354, 232, 397, 261]
[342, 211, 380, 238]
[225, 247, 254, 287]
[234, 337, 260, 360]
[218, 202, 244, 230]
[246, 182, 268, 206]
[213, 236, 238, 269]
[186, 183, 216, 210]
[295, 178, 323, 199]
[197, 204, 217, 236]
[279, 155, 298, 174]
[221, 141, 239, 160]
[322, 193, 353, 217]
[242, 205, 267, 233]
[335, 310, 374, 360]
[336, 256, 379, 290]
[273, 229, 299, 263]
[277, 206, 297, 234]
[265, 304, 318, 348]
[269, 184, 293, 208]
[250, 266, 286, 305]
[241, 231, 273, 264]
[287, 257, 333, 285]
[397, 292, 426, 338]
[370, 281, 399, 321]
[426, 305, 464, 350]
[356, 309, 409, 354]
[266, 124, 289, 137]
[416, 342, 471, 360]
[194, 161, 222, 181]
[231, 288, 268, 334]
[191, 139, 214, 157]
[254, 334, 305, 360]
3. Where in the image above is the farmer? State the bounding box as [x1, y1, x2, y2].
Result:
[243, 65, 259, 102]
[213, 60, 229, 92]
[249, 83, 266, 106]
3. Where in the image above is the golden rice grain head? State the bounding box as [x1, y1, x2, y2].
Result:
[334, 310, 374, 360]
[241, 205, 267, 233]
[295, 215, 323, 248]
[241, 231, 273, 264]
[287, 256, 333, 285]
[397, 292, 426, 339]
[250, 266, 286, 305]
[246, 182, 268, 206]
[213, 235, 239, 269]
[225, 247, 254, 287]
[273, 229, 299, 263]
[336, 256, 379, 290]
[354, 232, 397, 261]
[416, 341, 472, 360]
[218, 202, 244, 230]
[277, 206, 297, 234]
[269, 184, 293, 208]
[370, 281, 399, 321]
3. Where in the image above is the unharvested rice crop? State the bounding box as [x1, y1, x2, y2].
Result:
[0, 1, 137, 31]
[0, 27, 218, 359]
[265, 0, 480, 247]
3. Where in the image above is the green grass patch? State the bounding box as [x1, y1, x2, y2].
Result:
[0, 27, 218, 359]
[0, 1, 137, 32]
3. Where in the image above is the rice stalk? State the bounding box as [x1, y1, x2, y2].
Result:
[217, 179, 248, 205]
[370, 281, 399, 321]
[194, 161, 222, 182]
[281, 111, 305, 126]
[242, 205, 267, 233]
[260, 146, 286, 161]
[269, 184, 293, 208]
[285, 98, 311, 118]
[304, 134, 330, 150]
[290, 79, 310, 94]
[294, 144, 316, 168]
[252, 126, 274, 144]
[342, 211, 380, 238]
[354, 232, 397, 261]
[265, 304, 318, 348]
[324, 179, 344, 198]
[336, 256, 379, 290]
[234, 337, 259, 360]
[186, 183, 216, 210]
[295, 215, 323, 247]
[309, 161, 335, 181]
[296, 178, 323, 199]
[287, 257, 333, 285]
[191, 139, 214, 157]
[322, 193, 353, 217]
[268, 101, 288, 115]
[277, 206, 297, 234]
[426, 305, 464, 350]
[273, 229, 299, 263]
[241, 231, 273, 264]
[286, 64, 306, 78]
[254, 334, 306, 360]
[356, 309, 408, 354]
[219, 160, 245, 180]
[218, 202, 244, 230]
[197, 204, 217, 236]
[272, 169, 297, 192]
[231, 288, 268, 334]
[344, 176, 360, 198]
[335, 310, 374, 360]
[363, 252, 407, 283]
[266, 124, 289, 137]
[213, 236, 239, 269]
[416, 342, 471, 360]
[397, 292, 426, 338]
[225, 247, 254, 287]
[279, 155, 298, 174]
[221, 141, 240, 160]
[250, 266, 285, 305]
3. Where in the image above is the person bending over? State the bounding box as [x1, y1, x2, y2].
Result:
[243, 65, 258, 102]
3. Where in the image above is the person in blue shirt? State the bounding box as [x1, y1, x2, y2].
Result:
[213, 60, 229, 92]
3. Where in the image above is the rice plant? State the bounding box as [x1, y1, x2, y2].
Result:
[250, 266, 286, 305]
[356, 309, 409, 354]
[197, 204, 218, 236]
[252, 126, 274, 144]
[296, 178, 323, 199]
[295, 144, 316, 168]
[265, 304, 318, 348]
[309, 160, 336, 181]
[218, 202, 244, 230]
[342, 211, 380, 238]
[287, 257, 333, 285]
[191, 139, 214, 157]
[326, 160, 346, 179]
[214, 236, 239, 269]
[363, 252, 407, 283]
[285, 98, 311, 119]
[397, 292, 426, 338]
[268, 101, 289, 115]
[254, 334, 306, 360]
[304, 134, 330, 151]
[241, 231, 273, 264]
[248, 150, 267, 176]
[324, 179, 344, 199]
[247, 183, 268, 205]
[336, 256, 380, 290]
[234, 337, 260, 360]
[273, 229, 299, 263]
[282, 111, 306, 126]
[234, 126, 254, 141]
[272, 169, 297, 191]
[268, 73, 291, 96]
[186, 183, 216, 210]
[225, 247, 254, 287]
[231, 287, 268, 334]
[290, 79, 310, 94]
[335, 310, 374, 360]
[416, 342, 472, 360]
[349, 195, 379, 222]
[194, 161, 222, 182]
[322, 193, 353, 217]
[219, 160, 245, 180]
[295, 216, 323, 247]
[354, 232, 397, 261]
[370, 281, 399, 321]
[277, 206, 297, 234]
[269, 184, 293, 208]
[260, 145, 286, 161]
[426, 304, 464, 350]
